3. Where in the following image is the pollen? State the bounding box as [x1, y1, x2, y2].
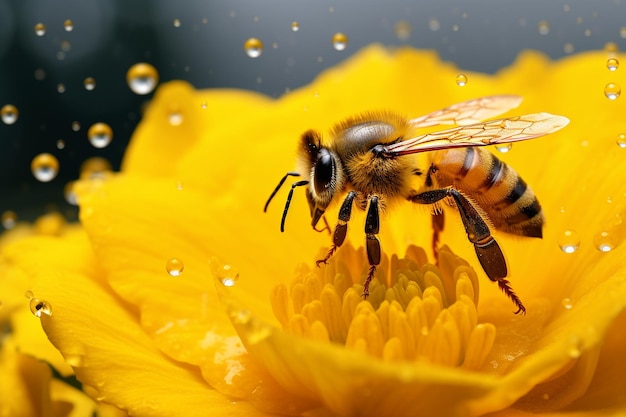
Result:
[270, 244, 496, 369]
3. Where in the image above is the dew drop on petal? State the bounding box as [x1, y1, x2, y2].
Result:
[558, 229, 580, 253]
[594, 230, 617, 252]
[218, 264, 239, 286]
[455, 74, 468, 87]
[126, 63, 159, 95]
[83, 77, 96, 91]
[200, 101, 207, 109]
[87, 122, 113, 148]
[1, 210, 17, 229]
[168, 112, 183, 126]
[331, 32, 348, 51]
[31, 153, 59, 182]
[604, 83, 621, 100]
[561, 297, 573, 309]
[617, 133, 626, 148]
[291, 21, 300, 32]
[394, 20, 411, 41]
[34, 23, 46, 36]
[166, 258, 184, 277]
[537, 20, 550, 35]
[243, 37, 263, 58]
[63, 19, 74, 32]
[495, 143, 512, 153]
[1, 104, 18, 125]
[607, 58, 619, 71]
[30, 298, 52, 317]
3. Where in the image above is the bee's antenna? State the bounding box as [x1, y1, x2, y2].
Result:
[264, 172, 301, 212]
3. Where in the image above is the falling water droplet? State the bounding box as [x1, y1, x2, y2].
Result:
[455, 74, 468, 87]
[31, 153, 59, 182]
[72, 121, 81, 131]
[126, 63, 159, 95]
[607, 58, 619, 71]
[558, 229, 580, 253]
[537, 20, 550, 35]
[331, 32, 348, 51]
[83, 77, 96, 91]
[64, 19, 74, 32]
[244, 38, 264, 58]
[166, 258, 184, 277]
[30, 298, 52, 317]
[617, 133, 626, 149]
[1, 104, 18, 125]
[87, 122, 113, 148]
[34, 23, 46, 36]
[594, 230, 617, 252]
[604, 83, 621, 100]
[291, 21, 300, 32]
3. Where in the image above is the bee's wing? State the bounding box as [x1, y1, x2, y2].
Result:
[409, 95, 523, 128]
[387, 113, 569, 156]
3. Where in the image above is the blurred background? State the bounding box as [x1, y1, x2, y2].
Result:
[1, 0, 625, 223]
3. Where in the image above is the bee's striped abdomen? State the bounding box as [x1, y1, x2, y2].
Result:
[431, 147, 544, 238]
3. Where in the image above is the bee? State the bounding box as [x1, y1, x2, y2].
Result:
[264, 95, 569, 314]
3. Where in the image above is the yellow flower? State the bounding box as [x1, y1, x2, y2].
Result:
[2, 45, 626, 416]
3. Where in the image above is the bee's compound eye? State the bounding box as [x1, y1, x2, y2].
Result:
[314, 149, 335, 195]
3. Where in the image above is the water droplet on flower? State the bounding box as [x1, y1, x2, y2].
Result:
[604, 83, 621, 100]
[291, 21, 300, 32]
[30, 298, 52, 317]
[558, 229, 580, 253]
[64, 19, 74, 32]
[331, 32, 348, 51]
[126, 63, 159, 95]
[65, 354, 84, 367]
[455, 74, 468, 87]
[200, 101, 207, 109]
[168, 112, 183, 126]
[394, 20, 411, 41]
[173, 18, 181, 27]
[617, 133, 626, 148]
[31, 153, 59, 182]
[607, 58, 619, 71]
[537, 20, 550, 35]
[244, 38, 263, 58]
[24, 290, 34, 299]
[83, 77, 96, 91]
[495, 143, 512, 153]
[166, 258, 184, 277]
[561, 297, 573, 309]
[87, 122, 113, 148]
[34, 23, 46, 36]
[1, 104, 18, 125]
[594, 230, 617, 252]
[428, 18, 440, 31]
[218, 264, 239, 287]
[80, 157, 112, 179]
[1, 210, 17, 229]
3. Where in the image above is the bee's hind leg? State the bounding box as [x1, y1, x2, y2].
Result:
[362, 195, 381, 299]
[316, 191, 357, 267]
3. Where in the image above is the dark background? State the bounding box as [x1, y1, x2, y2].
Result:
[1, 0, 625, 222]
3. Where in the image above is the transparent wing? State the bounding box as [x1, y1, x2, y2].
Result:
[387, 113, 570, 156]
[409, 95, 523, 128]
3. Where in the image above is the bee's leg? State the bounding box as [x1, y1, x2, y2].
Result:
[313, 215, 332, 235]
[363, 196, 381, 298]
[431, 211, 445, 263]
[280, 180, 311, 232]
[409, 188, 525, 315]
[316, 191, 357, 266]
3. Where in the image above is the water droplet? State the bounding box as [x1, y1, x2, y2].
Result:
[331, 32, 348, 51]
[218, 264, 239, 287]
[617, 133, 626, 148]
[72, 121, 81, 131]
[65, 354, 84, 367]
[173, 18, 181, 27]
[56, 139, 65, 149]
[200, 101, 207, 109]
[34, 68, 46, 80]
[34, 23, 46, 36]
[1, 210, 17, 229]
[428, 18, 440, 31]
[64, 19, 74, 32]
[166, 258, 184, 277]
[495, 143, 512, 153]
[604, 83, 621, 100]
[80, 157, 112, 179]
[31, 153, 59, 182]
[126, 63, 159, 95]
[604, 42, 619, 53]
[24, 290, 34, 299]
[57, 83, 66, 93]
[537, 20, 550, 35]
[83, 77, 96, 91]
[394, 20, 411, 41]
[168, 112, 183, 126]
[455, 74, 468, 87]
[60, 40, 71, 52]
[594, 230, 617, 252]
[1, 104, 18, 125]
[606, 58, 620, 72]
[558, 229, 580, 253]
[561, 297, 573, 309]
[30, 298, 52, 317]
[87, 122, 113, 148]
[291, 21, 300, 32]
[64, 181, 78, 205]
[563, 43, 574, 54]
[621, 26, 626, 39]
[243, 38, 263, 58]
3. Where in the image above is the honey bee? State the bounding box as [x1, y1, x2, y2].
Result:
[265, 95, 569, 314]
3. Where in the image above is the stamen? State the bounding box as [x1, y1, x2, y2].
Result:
[270, 244, 497, 368]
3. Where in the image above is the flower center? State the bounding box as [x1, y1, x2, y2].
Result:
[270, 244, 496, 369]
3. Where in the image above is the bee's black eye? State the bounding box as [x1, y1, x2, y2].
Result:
[314, 148, 335, 195]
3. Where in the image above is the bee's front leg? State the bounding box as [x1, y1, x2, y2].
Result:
[316, 191, 357, 267]
[363, 195, 381, 298]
